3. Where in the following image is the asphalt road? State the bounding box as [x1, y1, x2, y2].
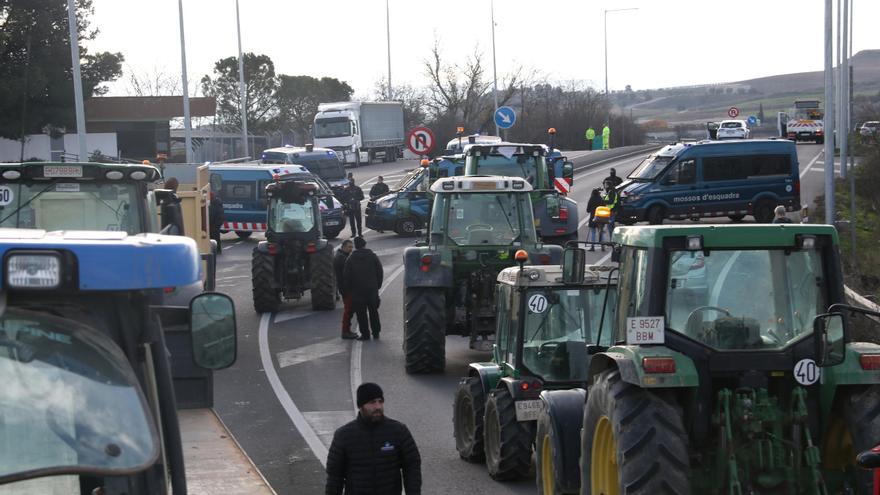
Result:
[211, 143, 826, 495]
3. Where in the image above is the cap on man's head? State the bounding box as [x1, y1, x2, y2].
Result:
[610, 168, 617, 174]
[356, 382, 383, 408]
[354, 236, 366, 249]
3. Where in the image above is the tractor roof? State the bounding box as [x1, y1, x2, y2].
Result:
[0, 161, 161, 181]
[465, 143, 547, 157]
[497, 264, 617, 287]
[613, 224, 839, 249]
[430, 175, 533, 193]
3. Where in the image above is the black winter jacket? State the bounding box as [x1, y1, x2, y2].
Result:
[325, 414, 421, 495]
[343, 248, 383, 304]
[342, 185, 365, 211]
[334, 249, 350, 295]
[369, 182, 390, 199]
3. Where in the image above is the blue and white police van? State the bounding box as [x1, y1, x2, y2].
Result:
[617, 139, 801, 224]
[260, 145, 349, 191]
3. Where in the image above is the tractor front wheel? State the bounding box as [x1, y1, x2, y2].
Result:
[484, 387, 535, 481]
[453, 376, 486, 462]
[252, 249, 281, 313]
[403, 287, 446, 374]
[310, 246, 336, 310]
[580, 369, 690, 495]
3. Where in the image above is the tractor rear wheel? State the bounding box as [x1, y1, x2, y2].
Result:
[824, 385, 880, 494]
[580, 369, 690, 495]
[310, 246, 336, 310]
[537, 408, 564, 494]
[403, 287, 446, 374]
[484, 387, 535, 481]
[453, 376, 486, 462]
[252, 249, 281, 313]
[537, 390, 585, 495]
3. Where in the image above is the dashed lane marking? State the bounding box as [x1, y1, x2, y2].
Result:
[800, 150, 824, 179]
[301, 411, 355, 447]
[277, 339, 348, 368]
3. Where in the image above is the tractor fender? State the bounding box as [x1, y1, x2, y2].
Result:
[539, 389, 586, 493]
[588, 346, 699, 389]
[468, 362, 501, 397]
[819, 342, 880, 419]
[403, 246, 453, 288]
[255, 240, 270, 254]
[313, 239, 330, 252]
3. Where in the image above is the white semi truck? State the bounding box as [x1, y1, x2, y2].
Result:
[313, 101, 405, 166]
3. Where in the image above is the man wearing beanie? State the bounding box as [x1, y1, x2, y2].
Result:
[326, 383, 421, 494]
[342, 236, 384, 340]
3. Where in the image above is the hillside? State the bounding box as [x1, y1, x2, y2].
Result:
[624, 50, 880, 127]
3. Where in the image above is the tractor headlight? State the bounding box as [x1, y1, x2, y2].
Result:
[7, 253, 62, 288]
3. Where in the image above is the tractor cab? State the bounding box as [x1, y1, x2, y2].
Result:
[265, 177, 323, 241]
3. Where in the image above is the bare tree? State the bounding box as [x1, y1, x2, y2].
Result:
[125, 66, 182, 97]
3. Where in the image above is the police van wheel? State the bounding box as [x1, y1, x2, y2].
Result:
[646, 205, 664, 225]
[310, 247, 336, 310]
[485, 387, 535, 481]
[753, 200, 775, 223]
[252, 249, 281, 313]
[728, 214, 746, 222]
[235, 231, 252, 240]
[404, 287, 446, 374]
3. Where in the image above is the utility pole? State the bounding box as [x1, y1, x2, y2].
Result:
[386, 0, 392, 100]
[823, 0, 835, 224]
[840, 0, 849, 180]
[235, 0, 249, 158]
[177, 0, 193, 164]
[490, 0, 499, 136]
[66, 0, 88, 161]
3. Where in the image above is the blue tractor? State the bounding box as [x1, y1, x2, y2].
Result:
[0, 229, 236, 494]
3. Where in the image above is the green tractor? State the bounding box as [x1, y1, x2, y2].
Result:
[452, 245, 617, 482]
[402, 176, 562, 374]
[251, 175, 336, 313]
[561, 224, 880, 494]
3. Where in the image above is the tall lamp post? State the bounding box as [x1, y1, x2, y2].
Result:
[386, 0, 392, 100]
[235, 0, 248, 158]
[177, 0, 193, 164]
[491, 0, 500, 136]
[604, 8, 638, 96]
[66, 0, 88, 161]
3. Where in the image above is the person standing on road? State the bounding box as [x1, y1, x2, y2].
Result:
[602, 124, 611, 150]
[601, 179, 619, 238]
[335, 239, 358, 339]
[325, 382, 421, 495]
[586, 188, 604, 251]
[370, 176, 390, 199]
[585, 127, 596, 151]
[603, 167, 623, 188]
[772, 205, 793, 224]
[343, 179, 365, 237]
[343, 236, 383, 340]
[209, 192, 225, 254]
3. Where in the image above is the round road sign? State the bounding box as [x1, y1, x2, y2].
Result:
[728, 107, 740, 118]
[406, 127, 435, 156]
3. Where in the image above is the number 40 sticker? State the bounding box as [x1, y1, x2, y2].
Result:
[794, 358, 821, 386]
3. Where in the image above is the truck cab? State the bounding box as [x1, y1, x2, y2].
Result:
[313, 101, 405, 166]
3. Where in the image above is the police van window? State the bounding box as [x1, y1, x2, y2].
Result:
[262, 152, 290, 164]
[752, 155, 790, 176]
[704, 155, 791, 182]
[663, 159, 696, 185]
[222, 181, 254, 200]
[257, 180, 271, 199]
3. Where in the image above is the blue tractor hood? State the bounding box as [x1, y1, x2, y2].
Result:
[0, 229, 201, 291]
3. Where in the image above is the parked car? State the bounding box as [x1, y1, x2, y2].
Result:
[860, 121, 879, 141]
[716, 120, 750, 140]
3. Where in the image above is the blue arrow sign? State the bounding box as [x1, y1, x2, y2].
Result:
[494, 106, 517, 130]
[747, 115, 757, 125]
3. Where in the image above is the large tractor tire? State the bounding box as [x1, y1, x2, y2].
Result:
[537, 390, 586, 495]
[252, 249, 281, 313]
[824, 385, 880, 494]
[484, 387, 535, 481]
[309, 246, 336, 310]
[403, 287, 446, 374]
[580, 369, 690, 495]
[453, 376, 486, 462]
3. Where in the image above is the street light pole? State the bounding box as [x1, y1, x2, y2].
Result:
[386, 0, 392, 100]
[491, 0, 500, 136]
[235, 0, 249, 158]
[177, 0, 193, 164]
[66, 0, 88, 161]
[823, 0, 835, 224]
[603, 8, 638, 96]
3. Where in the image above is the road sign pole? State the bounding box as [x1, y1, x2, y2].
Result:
[490, 0, 499, 136]
[823, 0, 835, 225]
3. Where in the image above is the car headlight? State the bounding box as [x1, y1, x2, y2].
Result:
[7, 253, 62, 288]
[378, 198, 395, 209]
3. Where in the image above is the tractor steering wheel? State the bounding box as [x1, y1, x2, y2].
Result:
[685, 306, 731, 340]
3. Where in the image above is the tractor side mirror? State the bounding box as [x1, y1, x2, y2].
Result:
[813, 313, 845, 367]
[189, 292, 237, 370]
[562, 161, 574, 184]
[561, 247, 586, 285]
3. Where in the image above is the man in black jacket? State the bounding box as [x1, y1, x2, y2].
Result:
[603, 167, 623, 187]
[334, 240, 358, 339]
[342, 179, 365, 237]
[343, 236, 383, 340]
[369, 176, 390, 199]
[326, 383, 421, 495]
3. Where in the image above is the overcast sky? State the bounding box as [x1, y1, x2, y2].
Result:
[88, 0, 877, 98]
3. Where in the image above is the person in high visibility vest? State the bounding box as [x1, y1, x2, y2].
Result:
[602, 125, 611, 150]
[585, 128, 596, 150]
[601, 178, 618, 237]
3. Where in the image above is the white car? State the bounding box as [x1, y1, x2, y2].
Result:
[860, 121, 879, 140]
[716, 120, 750, 140]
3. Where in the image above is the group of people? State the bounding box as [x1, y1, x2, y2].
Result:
[334, 236, 384, 340]
[584, 168, 623, 251]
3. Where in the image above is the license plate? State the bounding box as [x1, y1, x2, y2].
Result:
[514, 400, 542, 422]
[324, 220, 340, 226]
[43, 165, 82, 178]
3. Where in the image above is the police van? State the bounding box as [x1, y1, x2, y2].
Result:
[260, 145, 348, 191]
[617, 139, 800, 224]
[209, 163, 346, 239]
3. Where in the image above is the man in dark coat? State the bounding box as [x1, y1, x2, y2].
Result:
[326, 382, 421, 495]
[342, 179, 365, 237]
[209, 192, 225, 254]
[343, 236, 383, 340]
[603, 167, 623, 187]
[335, 239, 358, 339]
[370, 176, 390, 199]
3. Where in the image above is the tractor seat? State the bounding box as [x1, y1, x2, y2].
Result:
[467, 229, 495, 245]
[282, 219, 304, 232]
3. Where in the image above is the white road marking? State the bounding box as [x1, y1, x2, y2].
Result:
[302, 411, 355, 447]
[350, 263, 405, 413]
[274, 309, 317, 324]
[800, 150, 824, 179]
[277, 339, 349, 368]
[217, 274, 251, 281]
[258, 313, 329, 466]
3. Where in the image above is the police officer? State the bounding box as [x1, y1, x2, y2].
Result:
[370, 176, 390, 199]
[604, 168, 623, 187]
[602, 179, 619, 237]
[342, 179, 365, 237]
